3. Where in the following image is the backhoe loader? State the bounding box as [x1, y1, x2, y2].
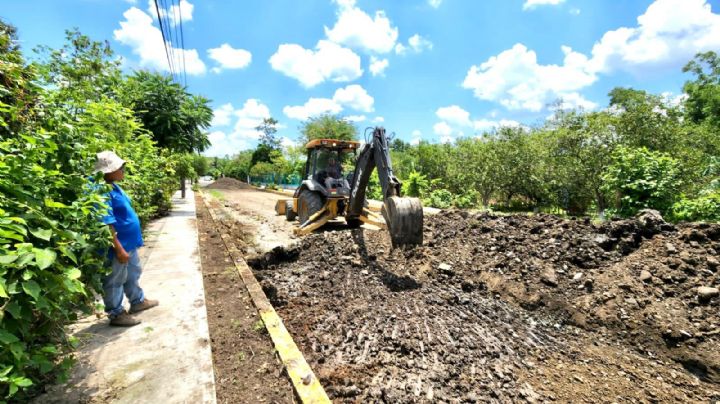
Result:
[275, 127, 423, 247]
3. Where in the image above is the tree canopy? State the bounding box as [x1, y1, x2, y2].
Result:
[300, 114, 357, 144]
[121, 71, 213, 153]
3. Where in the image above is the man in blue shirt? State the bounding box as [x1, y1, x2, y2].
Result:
[95, 151, 159, 327]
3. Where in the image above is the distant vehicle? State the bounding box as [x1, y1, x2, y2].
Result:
[200, 176, 214, 182]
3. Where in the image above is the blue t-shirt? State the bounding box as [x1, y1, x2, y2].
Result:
[101, 183, 143, 255]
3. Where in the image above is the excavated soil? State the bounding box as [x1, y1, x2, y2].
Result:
[205, 177, 252, 190]
[247, 210, 720, 402]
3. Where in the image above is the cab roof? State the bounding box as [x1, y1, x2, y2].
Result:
[304, 139, 361, 150]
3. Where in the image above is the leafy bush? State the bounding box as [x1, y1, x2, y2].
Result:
[425, 189, 453, 209]
[0, 25, 187, 399]
[366, 171, 383, 200]
[453, 189, 479, 209]
[601, 146, 682, 217]
[672, 191, 720, 222]
[402, 170, 429, 198]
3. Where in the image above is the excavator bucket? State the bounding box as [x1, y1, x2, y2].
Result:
[382, 196, 424, 247]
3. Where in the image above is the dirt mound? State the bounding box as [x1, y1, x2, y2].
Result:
[249, 210, 720, 402]
[205, 177, 251, 190]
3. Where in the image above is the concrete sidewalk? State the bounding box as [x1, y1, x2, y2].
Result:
[37, 189, 216, 403]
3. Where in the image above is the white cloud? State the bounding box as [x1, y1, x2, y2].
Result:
[428, 0, 442, 8]
[333, 84, 374, 112]
[462, 43, 596, 112]
[469, 0, 720, 112]
[586, 0, 720, 75]
[395, 34, 433, 55]
[436, 105, 472, 127]
[204, 99, 273, 156]
[146, 0, 193, 25]
[283, 98, 343, 121]
[211, 103, 234, 127]
[369, 56, 389, 76]
[410, 129, 422, 145]
[473, 119, 521, 132]
[433, 121, 452, 137]
[434, 105, 520, 138]
[203, 130, 251, 157]
[114, 7, 206, 75]
[345, 115, 367, 122]
[269, 40, 362, 87]
[124, 0, 137, 3]
[570, 8, 581, 15]
[325, 1, 398, 54]
[408, 34, 433, 52]
[523, 0, 566, 11]
[208, 43, 252, 73]
[372, 116, 385, 123]
[282, 84, 374, 120]
[233, 99, 272, 139]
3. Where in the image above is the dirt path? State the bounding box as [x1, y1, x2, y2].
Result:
[206, 179, 297, 253]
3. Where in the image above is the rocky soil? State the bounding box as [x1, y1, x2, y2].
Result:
[247, 210, 720, 402]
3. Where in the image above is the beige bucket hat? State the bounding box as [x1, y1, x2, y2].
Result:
[94, 151, 126, 174]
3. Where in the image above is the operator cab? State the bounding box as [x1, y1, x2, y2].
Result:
[304, 139, 360, 197]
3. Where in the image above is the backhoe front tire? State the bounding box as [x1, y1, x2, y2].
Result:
[298, 190, 324, 224]
[285, 200, 297, 221]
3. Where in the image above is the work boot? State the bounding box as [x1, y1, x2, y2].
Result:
[129, 298, 159, 314]
[109, 311, 141, 327]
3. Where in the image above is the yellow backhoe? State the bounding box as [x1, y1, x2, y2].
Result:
[275, 127, 423, 247]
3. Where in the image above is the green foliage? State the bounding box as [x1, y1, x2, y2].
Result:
[453, 189, 479, 209]
[425, 189, 454, 209]
[601, 146, 682, 217]
[366, 171, 382, 200]
[683, 51, 720, 129]
[191, 155, 209, 177]
[0, 25, 189, 399]
[173, 154, 197, 182]
[402, 170, 429, 198]
[249, 161, 276, 178]
[251, 143, 276, 167]
[672, 191, 720, 222]
[255, 117, 280, 149]
[121, 71, 212, 153]
[300, 114, 357, 144]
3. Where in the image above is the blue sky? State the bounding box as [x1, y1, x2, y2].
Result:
[4, 0, 720, 156]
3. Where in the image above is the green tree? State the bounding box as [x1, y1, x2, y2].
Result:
[121, 71, 212, 153]
[601, 146, 682, 217]
[300, 114, 357, 143]
[33, 29, 122, 112]
[683, 51, 720, 128]
[608, 87, 682, 152]
[255, 117, 280, 149]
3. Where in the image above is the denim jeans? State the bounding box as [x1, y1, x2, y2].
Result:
[102, 248, 145, 317]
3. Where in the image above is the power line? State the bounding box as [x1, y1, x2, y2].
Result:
[153, 0, 175, 80]
[177, 0, 187, 86]
[159, 0, 178, 82]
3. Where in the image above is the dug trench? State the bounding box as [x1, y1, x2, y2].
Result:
[245, 209, 720, 402]
[195, 194, 294, 403]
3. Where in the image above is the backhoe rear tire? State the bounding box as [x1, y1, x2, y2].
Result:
[298, 190, 324, 225]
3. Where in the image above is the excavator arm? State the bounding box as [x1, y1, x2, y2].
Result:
[347, 127, 423, 247]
